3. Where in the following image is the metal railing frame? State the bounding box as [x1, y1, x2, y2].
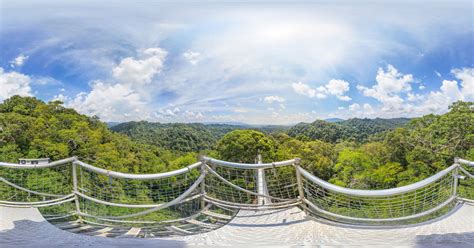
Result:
[0, 156, 472, 224]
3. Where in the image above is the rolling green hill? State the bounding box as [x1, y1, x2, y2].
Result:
[287, 118, 411, 143]
[111, 121, 291, 152]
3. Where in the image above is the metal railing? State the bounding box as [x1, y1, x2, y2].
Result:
[0, 156, 472, 228]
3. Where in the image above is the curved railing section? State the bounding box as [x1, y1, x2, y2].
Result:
[0, 156, 472, 232]
[201, 156, 300, 209]
[299, 158, 473, 225]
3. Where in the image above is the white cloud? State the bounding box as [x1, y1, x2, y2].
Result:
[184, 110, 204, 120]
[452, 67, 474, 99]
[440, 80, 462, 100]
[292, 80, 351, 101]
[357, 64, 414, 112]
[358, 64, 414, 99]
[10, 54, 28, 68]
[435, 70, 442, 78]
[263, 95, 285, 104]
[325, 79, 351, 101]
[349, 103, 360, 111]
[408, 69, 473, 115]
[0, 68, 32, 101]
[68, 80, 147, 120]
[52, 94, 69, 102]
[183, 50, 201, 65]
[363, 103, 374, 112]
[155, 107, 180, 118]
[354, 66, 473, 118]
[292, 82, 316, 98]
[234, 108, 248, 113]
[67, 48, 167, 121]
[112, 48, 167, 85]
[376, 64, 414, 93]
[407, 92, 424, 102]
[419, 85, 425, 90]
[31, 76, 62, 85]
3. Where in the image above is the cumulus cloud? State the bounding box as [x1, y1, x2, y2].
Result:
[183, 50, 201, 65]
[184, 110, 204, 120]
[355, 66, 473, 117]
[155, 107, 181, 118]
[112, 48, 167, 84]
[357, 64, 414, 112]
[357, 65, 414, 100]
[415, 72, 472, 114]
[67, 48, 167, 121]
[345, 103, 375, 118]
[349, 103, 360, 111]
[452, 67, 474, 99]
[153, 107, 204, 121]
[292, 82, 316, 98]
[0, 68, 32, 101]
[52, 94, 69, 102]
[292, 79, 351, 101]
[325, 79, 351, 101]
[10, 54, 28, 68]
[68, 80, 147, 120]
[363, 103, 374, 112]
[263, 95, 285, 104]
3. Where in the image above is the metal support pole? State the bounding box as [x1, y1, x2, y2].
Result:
[452, 163, 459, 197]
[256, 154, 268, 206]
[72, 158, 83, 222]
[294, 158, 306, 209]
[200, 158, 207, 210]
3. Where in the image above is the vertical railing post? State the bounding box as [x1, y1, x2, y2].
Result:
[453, 158, 460, 197]
[72, 157, 82, 222]
[256, 154, 267, 206]
[294, 158, 305, 204]
[200, 158, 207, 210]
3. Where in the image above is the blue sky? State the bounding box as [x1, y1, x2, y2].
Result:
[0, 1, 473, 124]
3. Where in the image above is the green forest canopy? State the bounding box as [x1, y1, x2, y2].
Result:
[0, 96, 472, 190]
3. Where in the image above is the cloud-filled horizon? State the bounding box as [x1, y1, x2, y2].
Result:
[1, 1, 473, 124]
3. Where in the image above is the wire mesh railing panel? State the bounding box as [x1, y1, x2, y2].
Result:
[76, 196, 235, 235]
[0, 162, 73, 203]
[78, 195, 201, 225]
[204, 165, 258, 205]
[301, 168, 457, 224]
[39, 200, 77, 222]
[76, 165, 201, 205]
[458, 164, 474, 200]
[264, 165, 299, 201]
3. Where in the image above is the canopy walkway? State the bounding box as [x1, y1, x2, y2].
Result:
[0, 156, 473, 247]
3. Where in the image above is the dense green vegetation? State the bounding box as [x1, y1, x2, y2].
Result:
[288, 117, 410, 143]
[111, 121, 290, 152]
[0, 96, 197, 174]
[0, 96, 472, 191]
[0, 96, 472, 225]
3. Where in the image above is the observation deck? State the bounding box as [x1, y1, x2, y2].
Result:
[0, 157, 473, 247]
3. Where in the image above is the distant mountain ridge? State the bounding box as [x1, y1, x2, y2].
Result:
[111, 121, 291, 152]
[325, 118, 344, 123]
[111, 118, 411, 151]
[287, 117, 411, 143]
